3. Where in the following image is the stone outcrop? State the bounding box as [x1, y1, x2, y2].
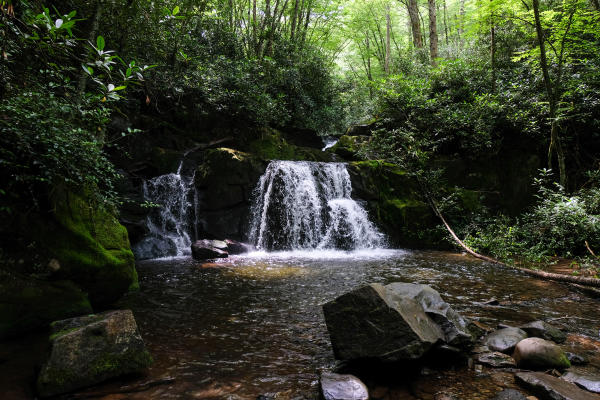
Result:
[191, 239, 229, 260]
[519, 320, 567, 344]
[37, 310, 152, 397]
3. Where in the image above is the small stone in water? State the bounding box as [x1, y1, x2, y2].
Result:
[566, 352, 588, 365]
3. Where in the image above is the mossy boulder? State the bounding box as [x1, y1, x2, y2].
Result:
[329, 135, 369, 160]
[0, 270, 92, 339]
[247, 128, 331, 162]
[37, 310, 152, 397]
[347, 161, 443, 248]
[34, 189, 138, 307]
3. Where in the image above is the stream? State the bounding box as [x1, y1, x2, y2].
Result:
[83, 249, 599, 399]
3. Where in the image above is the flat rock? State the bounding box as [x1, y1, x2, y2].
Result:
[385, 283, 473, 350]
[519, 321, 567, 344]
[513, 338, 571, 370]
[493, 388, 530, 400]
[191, 239, 229, 260]
[484, 328, 528, 353]
[322, 283, 444, 362]
[320, 372, 368, 400]
[477, 351, 517, 368]
[515, 372, 600, 400]
[562, 371, 600, 394]
[37, 310, 152, 397]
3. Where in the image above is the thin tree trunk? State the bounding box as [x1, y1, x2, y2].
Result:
[290, 0, 300, 41]
[458, 0, 465, 45]
[407, 0, 423, 48]
[443, 0, 449, 46]
[428, 0, 438, 65]
[490, 0, 496, 93]
[385, 3, 391, 74]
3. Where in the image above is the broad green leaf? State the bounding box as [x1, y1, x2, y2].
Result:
[173, 6, 180, 15]
[96, 35, 105, 51]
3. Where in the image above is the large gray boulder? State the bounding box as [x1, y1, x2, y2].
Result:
[484, 327, 528, 354]
[513, 337, 571, 370]
[385, 283, 473, 350]
[37, 310, 152, 397]
[515, 372, 599, 400]
[322, 283, 445, 362]
[519, 320, 567, 344]
[320, 372, 369, 400]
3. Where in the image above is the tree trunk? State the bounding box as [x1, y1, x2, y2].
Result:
[290, 0, 300, 41]
[428, 0, 438, 65]
[490, 0, 496, 93]
[533, 0, 567, 187]
[443, 0, 449, 46]
[385, 3, 391, 75]
[458, 0, 465, 45]
[407, 0, 423, 48]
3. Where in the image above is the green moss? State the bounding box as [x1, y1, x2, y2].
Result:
[32, 189, 138, 307]
[49, 326, 79, 341]
[247, 129, 331, 162]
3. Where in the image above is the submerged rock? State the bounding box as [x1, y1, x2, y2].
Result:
[515, 372, 599, 400]
[37, 310, 152, 397]
[562, 371, 600, 394]
[484, 328, 528, 354]
[191, 239, 229, 260]
[519, 320, 567, 344]
[322, 283, 444, 362]
[513, 338, 571, 370]
[320, 372, 369, 400]
[566, 352, 588, 365]
[492, 389, 529, 400]
[476, 351, 517, 368]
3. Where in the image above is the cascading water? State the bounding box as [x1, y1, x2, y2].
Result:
[133, 161, 197, 259]
[248, 161, 385, 251]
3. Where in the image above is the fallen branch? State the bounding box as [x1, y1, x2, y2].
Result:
[585, 240, 597, 257]
[428, 199, 600, 289]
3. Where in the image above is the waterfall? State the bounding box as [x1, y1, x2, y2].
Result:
[133, 161, 197, 259]
[248, 161, 385, 251]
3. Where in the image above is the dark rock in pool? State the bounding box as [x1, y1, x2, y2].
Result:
[476, 351, 516, 368]
[322, 283, 445, 362]
[484, 327, 528, 354]
[492, 388, 529, 400]
[224, 239, 254, 255]
[566, 352, 588, 365]
[519, 320, 567, 344]
[37, 310, 152, 397]
[515, 371, 599, 400]
[191, 239, 229, 260]
[320, 372, 368, 400]
[513, 337, 571, 370]
[562, 371, 600, 394]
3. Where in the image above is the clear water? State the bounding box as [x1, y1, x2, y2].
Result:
[98, 250, 599, 399]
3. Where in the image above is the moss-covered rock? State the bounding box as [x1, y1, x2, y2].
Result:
[329, 135, 369, 160]
[348, 161, 444, 248]
[248, 128, 331, 162]
[33, 189, 138, 307]
[37, 310, 152, 397]
[0, 270, 92, 339]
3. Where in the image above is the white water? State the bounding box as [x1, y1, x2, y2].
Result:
[248, 161, 385, 251]
[133, 161, 197, 259]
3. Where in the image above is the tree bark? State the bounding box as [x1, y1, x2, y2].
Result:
[442, 0, 449, 46]
[490, 0, 496, 93]
[428, 0, 438, 65]
[407, 0, 423, 48]
[458, 0, 465, 45]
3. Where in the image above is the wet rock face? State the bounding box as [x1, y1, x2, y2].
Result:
[37, 310, 152, 398]
[519, 320, 567, 344]
[385, 283, 473, 350]
[322, 283, 472, 362]
[515, 372, 599, 400]
[513, 337, 571, 370]
[484, 328, 528, 354]
[562, 372, 600, 394]
[320, 372, 369, 400]
[191, 239, 229, 260]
